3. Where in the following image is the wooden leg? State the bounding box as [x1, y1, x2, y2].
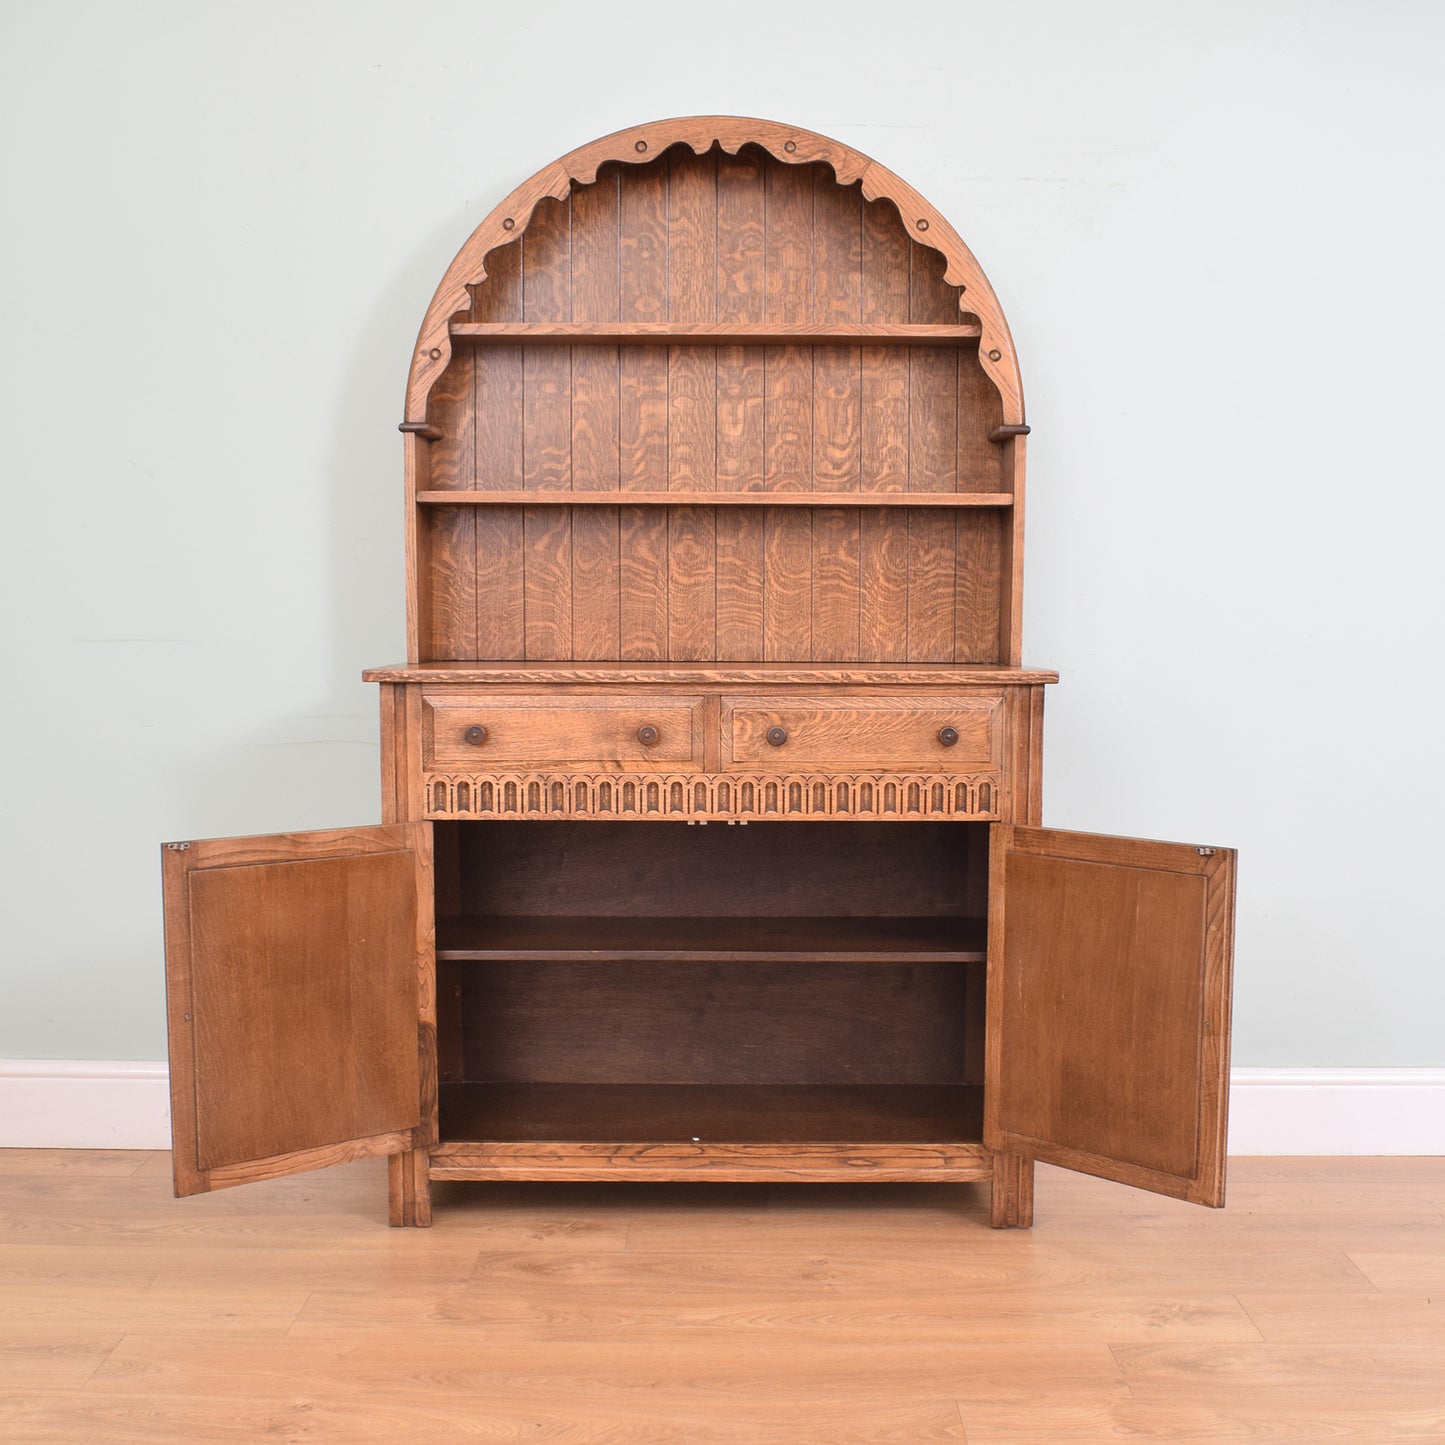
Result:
[388, 1148, 433, 1227]
[989, 1152, 1035, 1228]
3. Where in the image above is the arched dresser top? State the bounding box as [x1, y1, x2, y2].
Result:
[404, 115, 1024, 426]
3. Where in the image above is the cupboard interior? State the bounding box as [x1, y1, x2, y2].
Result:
[434, 820, 989, 1145]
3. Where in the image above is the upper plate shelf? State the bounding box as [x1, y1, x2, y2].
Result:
[414, 489, 1015, 507]
[448, 322, 983, 346]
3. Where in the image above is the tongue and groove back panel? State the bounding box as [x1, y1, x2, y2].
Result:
[418, 143, 1012, 664]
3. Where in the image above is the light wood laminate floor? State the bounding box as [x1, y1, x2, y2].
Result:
[0, 1151, 1442, 1441]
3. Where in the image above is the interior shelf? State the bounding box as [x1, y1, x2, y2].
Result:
[415, 489, 1014, 507]
[437, 1082, 985, 1144]
[447, 321, 983, 346]
[436, 914, 986, 962]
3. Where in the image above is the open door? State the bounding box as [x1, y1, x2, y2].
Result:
[162, 824, 434, 1197]
[985, 825, 1235, 1206]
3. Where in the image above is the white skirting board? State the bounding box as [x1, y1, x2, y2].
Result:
[1, 1062, 1443, 1154]
[0, 1060, 173, 1150]
[1226, 1068, 1445, 1156]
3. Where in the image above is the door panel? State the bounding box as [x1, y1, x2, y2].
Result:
[162, 825, 434, 1197]
[985, 825, 1235, 1206]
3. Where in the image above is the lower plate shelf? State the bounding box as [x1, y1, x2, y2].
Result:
[430, 1083, 991, 1183]
[440, 1081, 983, 1142]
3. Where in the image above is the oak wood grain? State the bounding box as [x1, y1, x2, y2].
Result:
[666, 146, 718, 662]
[713, 147, 767, 662]
[908, 242, 959, 660]
[617, 154, 670, 662]
[520, 194, 574, 661]
[568, 164, 622, 661]
[470, 239, 525, 660]
[858, 196, 912, 662]
[761, 159, 814, 660]
[420, 351, 477, 658]
[810, 175, 863, 660]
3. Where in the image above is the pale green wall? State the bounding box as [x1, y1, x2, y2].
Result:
[2, 1, 1441, 1064]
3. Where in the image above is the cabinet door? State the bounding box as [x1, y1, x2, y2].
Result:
[162, 824, 434, 1197]
[985, 825, 1235, 1206]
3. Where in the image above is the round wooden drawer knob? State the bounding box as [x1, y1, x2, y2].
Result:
[637, 725, 660, 746]
[938, 726, 959, 747]
[766, 726, 789, 747]
[463, 725, 488, 746]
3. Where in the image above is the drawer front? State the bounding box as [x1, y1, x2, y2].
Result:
[423, 692, 706, 771]
[722, 694, 1007, 772]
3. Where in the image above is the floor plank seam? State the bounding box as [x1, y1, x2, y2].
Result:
[1106, 1340, 1143, 1400]
[1344, 1250, 1385, 1288]
[72, 1333, 126, 1391]
[952, 1397, 971, 1441]
[281, 1289, 319, 1338]
[1231, 1294, 1274, 1343]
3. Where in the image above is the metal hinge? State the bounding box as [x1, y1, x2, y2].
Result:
[1196, 847, 1216, 856]
[165, 842, 192, 852]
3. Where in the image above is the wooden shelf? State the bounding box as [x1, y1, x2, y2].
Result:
[364, 662, 1060, 685]
[437, 1082, 985, 1145]
[436, 915, 986, 963]
[416, 490, 1014, 508]
[448, 321, 982, 346]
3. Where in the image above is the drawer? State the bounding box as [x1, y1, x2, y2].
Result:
[423, 692, 707, 771]
[721, 694, 1007, 772]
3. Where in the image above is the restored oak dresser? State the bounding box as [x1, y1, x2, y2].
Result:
[161, 117, 1236, 1228]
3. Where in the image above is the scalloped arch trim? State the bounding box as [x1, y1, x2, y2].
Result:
[404, 115, 1024, 426]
